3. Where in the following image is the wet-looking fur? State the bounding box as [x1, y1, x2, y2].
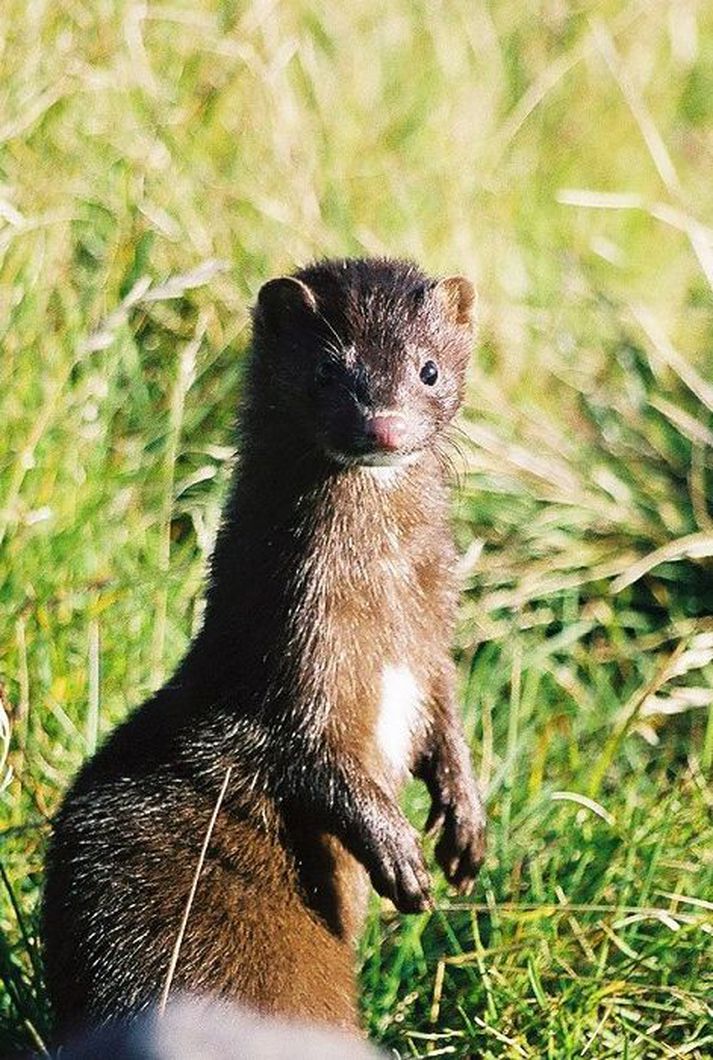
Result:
[42, 257, 486, 1039]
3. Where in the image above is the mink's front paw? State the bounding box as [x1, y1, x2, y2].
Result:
[434, 790, 486, 895]
[363, 814, 432, 914]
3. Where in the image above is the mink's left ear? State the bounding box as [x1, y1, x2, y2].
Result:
[254, 276, 318, 332]
[433, 276, 476, 328]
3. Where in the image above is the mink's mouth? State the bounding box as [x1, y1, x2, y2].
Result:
[326, 448, 423, 469]
[354, 449, 423, 467]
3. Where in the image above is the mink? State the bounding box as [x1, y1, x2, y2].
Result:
[41, 257, 486, 1039]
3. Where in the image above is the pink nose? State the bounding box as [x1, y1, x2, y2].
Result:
[364, 414, 408, 452]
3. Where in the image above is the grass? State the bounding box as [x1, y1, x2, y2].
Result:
[1, 0, 712, 1056]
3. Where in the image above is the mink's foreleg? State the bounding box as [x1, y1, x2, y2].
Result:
[416, 669, 486, 894]
[275, 741, 432, 913]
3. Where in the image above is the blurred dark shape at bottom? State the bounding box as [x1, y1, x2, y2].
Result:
[48, 996, 385, 1059]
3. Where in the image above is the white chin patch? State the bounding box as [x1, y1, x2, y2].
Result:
[358, 450, 421, 486]
[327, 449, 422, 482]
[360, 464, 404, 486]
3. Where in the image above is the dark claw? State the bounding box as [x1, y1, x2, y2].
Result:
[434, 798, 486, 894]
[365, 818, 432, 913]
[424, 799, 446, 837]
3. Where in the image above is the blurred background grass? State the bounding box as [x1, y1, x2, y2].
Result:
[1, 0, 712, 1056]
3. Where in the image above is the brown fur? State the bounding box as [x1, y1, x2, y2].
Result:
[42, 257, 486, 1041]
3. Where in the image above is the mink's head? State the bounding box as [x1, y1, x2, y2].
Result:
[250, 257, 475, 468]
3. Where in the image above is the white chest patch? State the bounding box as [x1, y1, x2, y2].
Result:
[377, 663, 422, 774]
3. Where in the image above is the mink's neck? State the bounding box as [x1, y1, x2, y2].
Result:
[176, 416, 448, 706]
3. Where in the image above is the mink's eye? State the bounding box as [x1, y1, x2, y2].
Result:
[419, 360, 439, 386]
[316, 360, 340, 386]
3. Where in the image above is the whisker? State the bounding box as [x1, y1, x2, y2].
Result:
[436, 426, 469, 491]
[322, 338, 343, 362]
[313, 306, 346, 353]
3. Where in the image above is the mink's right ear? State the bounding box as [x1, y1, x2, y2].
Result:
[253, 277, 317, 331]
[432, 276, 476, 329]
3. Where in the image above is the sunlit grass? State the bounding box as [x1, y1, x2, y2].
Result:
[1, 1, 712, 1056]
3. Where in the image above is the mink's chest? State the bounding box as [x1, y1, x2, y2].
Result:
[299, 488, 439, 777]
